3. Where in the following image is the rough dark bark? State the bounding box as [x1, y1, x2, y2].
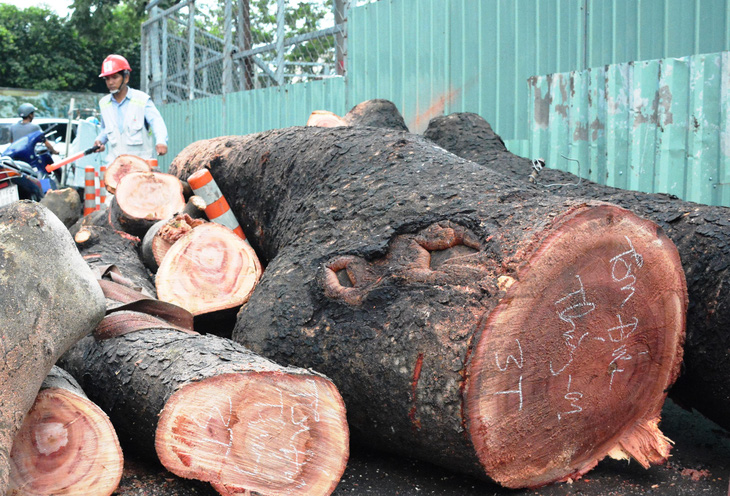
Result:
[58, 329, 349, 496]
[0, 201, 106, 493]
[71, 204, 156, 297]
[39, 187, 82, 228]
[343, 99, 409, 131]
[8, 366, 123, 496]
[168, 126, 687, 488]
[424, 111, 730, 432]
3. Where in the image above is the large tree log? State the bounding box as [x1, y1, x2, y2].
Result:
[0, 201, 106, 492]
[59, 328, 349, 496]
[168, 127, 687, 488]
[39, 187, 82, 228]
[9, 366, 123, 496]
[424, 112, 730, 431]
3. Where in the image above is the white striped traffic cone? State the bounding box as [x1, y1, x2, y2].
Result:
[83, 165, 95, 216]
[187, 169, 246, 240]
[99, 165, 107, 207]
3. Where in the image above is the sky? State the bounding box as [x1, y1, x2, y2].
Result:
[0, 0, 75, 16]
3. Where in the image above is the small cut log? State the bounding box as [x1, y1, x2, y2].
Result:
[8, 366, 123, 496]
[156, 222, 262, 316]
[0, 201, 106, 492]
[141, 213, 207, 273]
[168, 126, 687, 488]
[307, 110, 347, 128]
[110, 171, 186, 238]
[59, 326, 349, 496]
[104, 154, 151, 194]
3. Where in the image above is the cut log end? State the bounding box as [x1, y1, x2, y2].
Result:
[464, 204, 687, 489]
[156, 223, 262, 315]
[156, 372, 349, 496]
[105, 154, 152, 194]
[8, 388, 123, 496]
[115, 172, 186, 222]
[306, 111, 347, 128]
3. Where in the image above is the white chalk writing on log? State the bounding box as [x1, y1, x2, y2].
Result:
[233, 379, 322, 486]
[557, 374, 583, 421]
[493, 339, 524, 411]
[550, 274, 594, 376]
[610, 236, 644, 307]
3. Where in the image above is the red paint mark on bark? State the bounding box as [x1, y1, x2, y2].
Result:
[409, 353, 425, 431]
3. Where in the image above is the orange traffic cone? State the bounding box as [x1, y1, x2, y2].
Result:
[187, 169, 246, 240]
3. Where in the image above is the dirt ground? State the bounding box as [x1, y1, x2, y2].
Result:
[112, 399, 730, 496]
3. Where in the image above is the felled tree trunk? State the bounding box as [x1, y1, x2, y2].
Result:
[59, 328, 349, 496]
[0, 201, 106, 493]
[140, 213, 206, 273]
[9, 366, 123, 496]
[168, 127, 687, 488]
[424, 112, 730, 432]
[71, 204, 156, 297]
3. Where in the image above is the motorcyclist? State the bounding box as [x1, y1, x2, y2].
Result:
[10, 103, 58, 155]
[93, 54, 168, 163]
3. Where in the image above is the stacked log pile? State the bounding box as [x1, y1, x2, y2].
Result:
[423, 111, 730, 432]
[7, 103, 730, 493]
[169, 125, 687, 488]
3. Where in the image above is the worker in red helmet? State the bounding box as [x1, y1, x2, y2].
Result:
[93, 54, 168, 163]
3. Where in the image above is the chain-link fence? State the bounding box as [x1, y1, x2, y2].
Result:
[142, 0, 377, 104]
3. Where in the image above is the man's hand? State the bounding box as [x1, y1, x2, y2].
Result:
[93, 140, 105, 153]
[156, 144, 168, 156]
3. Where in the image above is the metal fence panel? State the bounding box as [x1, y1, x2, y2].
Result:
[158, 77, 346, 171]
[527, 51, 730, 207]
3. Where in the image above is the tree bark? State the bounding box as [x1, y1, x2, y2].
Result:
[343, 99, 409, 131]
[168, 127, 687, 488]
[58, 329, 349, 496]
[71, 204, 156, 298]
[0, 201, 106, 493]
[424, 112, 730, 432]
[8, 366, 123, 496]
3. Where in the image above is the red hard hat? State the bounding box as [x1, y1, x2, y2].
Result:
[99, 54, 132, 77]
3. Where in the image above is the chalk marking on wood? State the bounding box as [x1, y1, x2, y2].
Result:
[551, 275, 595, 376]
[557, 374, 584, 421]
[610, 236, 644, 307]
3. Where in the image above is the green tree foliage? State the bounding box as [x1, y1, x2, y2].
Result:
[0, 5, 93, 90]
[69, 0, 150, 92]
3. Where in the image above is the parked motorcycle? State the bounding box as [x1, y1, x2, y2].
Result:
[0, 130, 59, 206]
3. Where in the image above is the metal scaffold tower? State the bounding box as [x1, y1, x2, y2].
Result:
[141, 0, 362, 104]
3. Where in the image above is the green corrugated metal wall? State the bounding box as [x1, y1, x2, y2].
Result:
[528, 52, 730, 206]
[159, 78, 346, 170]
[159, 0, 730, 205]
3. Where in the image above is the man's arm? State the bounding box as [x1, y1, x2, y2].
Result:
[93, 116, 109, 152]
[144, 100, 168, 156]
